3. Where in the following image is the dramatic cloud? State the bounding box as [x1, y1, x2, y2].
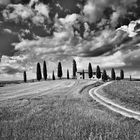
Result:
[0, 55, 25, 76]
[83, 0, 137, 27]
[118, 19, 140, 37]
[13, 16, 140, 68]
[0, 0, 140, 79]
[0, 29, 19, 57]
[2, 2, 50, 25]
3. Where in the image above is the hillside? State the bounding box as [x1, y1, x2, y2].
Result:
[0, 80, 140, 140]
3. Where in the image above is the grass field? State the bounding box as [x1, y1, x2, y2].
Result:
[102, 81, 140, 112]
[0, 80, 140, 140]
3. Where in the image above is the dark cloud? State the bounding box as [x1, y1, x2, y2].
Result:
[80, 44, 114, 57]
[0, 65, 22, 74]
[0, 0, 10, 5]
[0, 0, 30, 5]
[11, 0, 30, 5]
[0, 30, 19, 57]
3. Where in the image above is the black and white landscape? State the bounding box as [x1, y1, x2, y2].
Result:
[0, 0, 140, 139]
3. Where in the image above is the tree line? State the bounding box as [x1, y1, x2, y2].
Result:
[23, 59, 124, 82]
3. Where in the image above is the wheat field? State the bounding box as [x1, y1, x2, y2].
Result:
[0, 80, 140, 140]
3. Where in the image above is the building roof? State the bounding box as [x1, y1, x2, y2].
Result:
[77, 70, 102, 74]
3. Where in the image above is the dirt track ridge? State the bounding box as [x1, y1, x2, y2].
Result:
[89, 82, 140, 121]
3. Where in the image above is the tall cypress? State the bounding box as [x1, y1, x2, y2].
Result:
[57, 62, 63, 79]
[23, 71, 27, 83]
[52, 71, 55, 80]
[37, 62, 42, 81]
[73, 59, 77, 78]
[130, 75, 132, 81]
[88, 63, 93, 78]
[82, 69, 85, 79]
[102, 69, 108, 82]
[67, 69, 70, 79]
[96, 65, 101, 79]
[111, 68, 116, 80]
[120, 69, 124, 80]
[43, 61, 47, 80]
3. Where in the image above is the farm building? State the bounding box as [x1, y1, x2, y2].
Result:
[77, 70, 99, 79]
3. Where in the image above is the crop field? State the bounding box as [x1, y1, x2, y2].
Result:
[102, 81, 140, 112]
[0, 80, 140, 140]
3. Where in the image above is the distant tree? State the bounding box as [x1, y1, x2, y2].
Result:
[130, 75, 132, 81]
[82, 69, 85, 79]
[88, 63, 93, 79]
[96, 65, 101, 79]
[111, 68, 116, 80]
[102, 69, 108, 82]
[67, 69, 70, 79]
[52, 71, 55, 80]
[120, 69, 124, 80]
[57, 62, 63, 79]
[116, 77, 121, 80]
[43, 61, 47, 80]
[73, 59, 77, 78]
[23, 71, 27, 83]
[36, 62, 42, 81]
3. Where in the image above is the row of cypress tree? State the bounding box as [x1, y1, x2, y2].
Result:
[36, 61, 70, 81]
[87, 63, 124, 81]
[23, 60, 124, 82]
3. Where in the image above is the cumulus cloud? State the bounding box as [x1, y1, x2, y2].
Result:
[83, 0, 137, 27]
[0, 55, 25, 75]
[118, 19, 140, 37]
[3, 4, 34, 22]
[13, 14, 140, 63]
[0, 29, 19, 57]
[2, 2, 50, 25]
[110, 7, 126, 27]
[35, 3, 49, 18]
[83, 0, 102, 23]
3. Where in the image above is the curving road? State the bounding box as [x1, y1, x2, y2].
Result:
[89, 82, 140, 121]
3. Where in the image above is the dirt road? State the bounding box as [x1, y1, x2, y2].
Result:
[89, 82, 140, 121]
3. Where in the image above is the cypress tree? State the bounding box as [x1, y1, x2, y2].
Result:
[82, 69, 85, 79]
[120, 69, 124, 80]
[23, 71, 27, 83]
[52, 71, 55, 80]
[43, 61, 47, 80]
[37, 62, 42, 81]
[73, 59, 77, 78]
[67, 69, 70, 79]
[102, 69, 108, 82]
[88, 63, 93, 79]
[111, 68, 116, 80]
[130, 75, 132, 81]
[96, 65, 101, 79]
[57, 62, 63, 79]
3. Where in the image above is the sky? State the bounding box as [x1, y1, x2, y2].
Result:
[0, 0, 140, 80]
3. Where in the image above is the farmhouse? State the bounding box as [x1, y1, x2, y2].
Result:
[77, 70, 99, 79]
